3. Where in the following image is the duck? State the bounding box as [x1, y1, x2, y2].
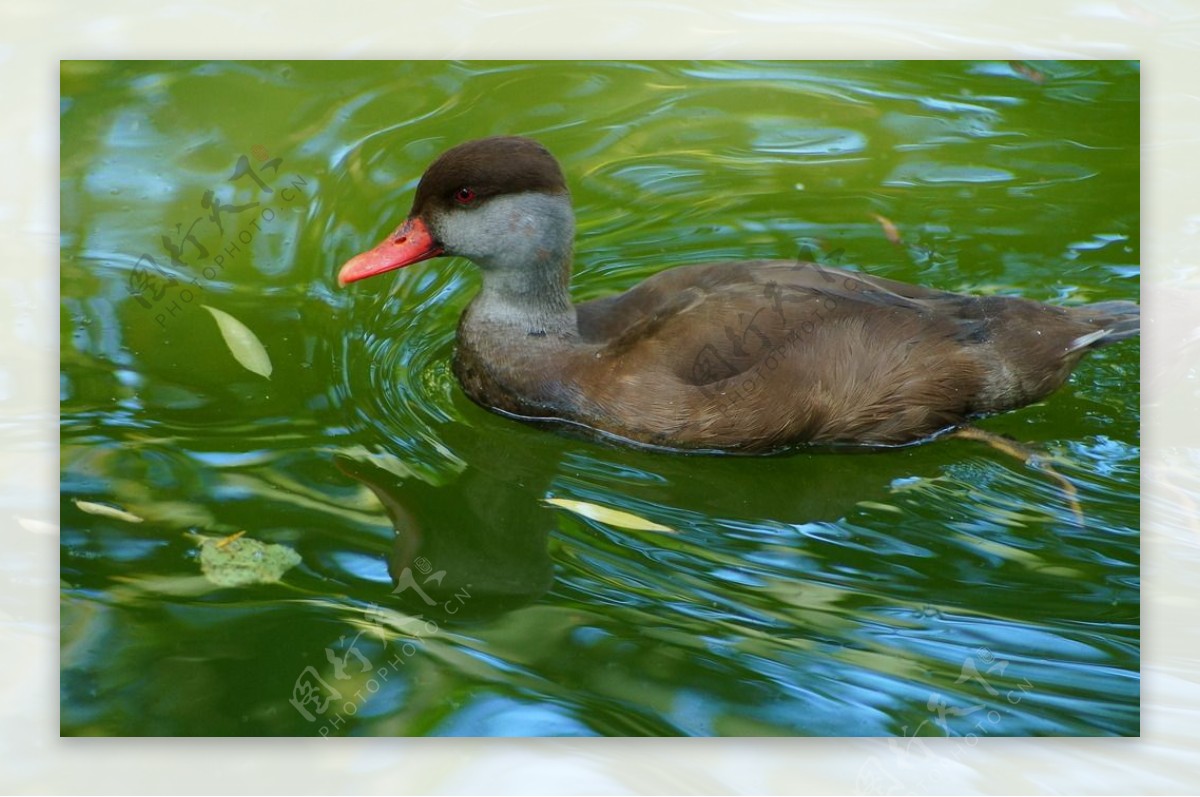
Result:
[338, 136, 1139, 454]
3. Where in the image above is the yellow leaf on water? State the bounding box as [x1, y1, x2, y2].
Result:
[202, 305, 272, 379]
[856, 500, 903, 515]
[72, 499, 144, 524]
[871, 213, 902, 246]
[543, 498, 674, 533]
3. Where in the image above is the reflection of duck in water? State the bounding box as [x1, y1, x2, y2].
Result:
[335, 456, 554, 620]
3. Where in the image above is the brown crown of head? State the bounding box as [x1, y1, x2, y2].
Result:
[410, 136, 569, 217]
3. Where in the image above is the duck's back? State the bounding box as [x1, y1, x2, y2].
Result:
[564, 260, 1137, 451]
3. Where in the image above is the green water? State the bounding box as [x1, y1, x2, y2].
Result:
[60, 60, 1139, 737]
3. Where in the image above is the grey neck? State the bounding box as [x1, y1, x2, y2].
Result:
[449, 193, 579, 339]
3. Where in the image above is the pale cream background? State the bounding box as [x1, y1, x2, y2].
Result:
[5, 0, 1197, 793]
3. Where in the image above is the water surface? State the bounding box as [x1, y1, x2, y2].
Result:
[60, 60, 1139, 736]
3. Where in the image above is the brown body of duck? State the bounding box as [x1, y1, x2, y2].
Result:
[338, 136, 1139, 453]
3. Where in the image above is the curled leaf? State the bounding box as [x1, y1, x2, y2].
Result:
[72, 499, 143, 524]
[543, 497, 674, 533]
[202, 305, 272, 379]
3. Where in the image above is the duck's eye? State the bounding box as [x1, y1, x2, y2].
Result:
[454, 187, 476, 205]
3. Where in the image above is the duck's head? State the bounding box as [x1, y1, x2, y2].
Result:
[337, 136, 574, 290]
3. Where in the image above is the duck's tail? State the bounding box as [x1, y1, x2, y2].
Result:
[1067, 300, 1140, 353]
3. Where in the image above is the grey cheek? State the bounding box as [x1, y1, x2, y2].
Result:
[506, 208, 534, 237]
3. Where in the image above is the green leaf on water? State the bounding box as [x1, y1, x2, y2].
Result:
[198, 533, 301, 587]
[543, 497, 674, 533]
[202, 305, 272, 379]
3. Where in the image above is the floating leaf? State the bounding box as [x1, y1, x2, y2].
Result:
[72, 499, 143, 524]
[202, 305, 272, 379]
[871, 213, 902, 246]
[856, 500, 903, 515]
[543, 498, 673, 533]
[198, 533, 301, 587]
